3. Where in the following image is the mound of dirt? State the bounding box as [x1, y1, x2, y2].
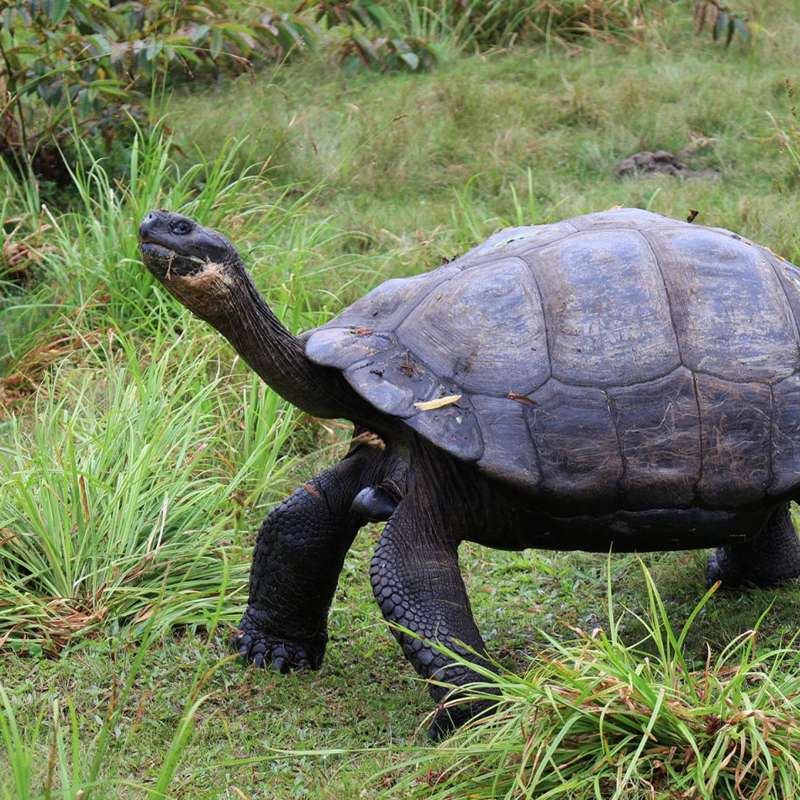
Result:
[615, 150, 720, 180]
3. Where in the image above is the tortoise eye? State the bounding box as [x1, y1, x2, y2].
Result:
[171, 220, 193, 235]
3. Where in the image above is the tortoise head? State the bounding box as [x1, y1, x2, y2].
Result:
[138, 210, 245, 322]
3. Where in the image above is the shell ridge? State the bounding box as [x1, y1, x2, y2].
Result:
[689, 372, 704, 503]
[762, 250, 800, 361]
[549, 364, 788, 391]
[636, 229, 685, 363]
[525, 378, 623, 504]
[510, 254, 553, 383]
[459, 221, 588, 264]
[499, 225, 583, 259]
[605, 389, 628, 503]
[767, 383, 777, 494]
[692, 366, 787, 386]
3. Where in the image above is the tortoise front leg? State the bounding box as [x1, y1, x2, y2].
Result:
[370, 497, 497, 739]
[237, 445, 380, 672]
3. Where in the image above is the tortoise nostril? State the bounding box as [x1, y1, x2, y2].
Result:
[139, 211, 159, 240]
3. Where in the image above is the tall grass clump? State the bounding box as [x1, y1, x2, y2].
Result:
[0, 333, 273, 652]
[0, 122, 385, 652]
[1, 122, 378, 375]
[0, 126, 259, 373]
[400, 0, 650, 50]
[388, 565, 800, 799]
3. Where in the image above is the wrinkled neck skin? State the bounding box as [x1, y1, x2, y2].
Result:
[164, 260, 371, 422]
[229, 278, 357, 419]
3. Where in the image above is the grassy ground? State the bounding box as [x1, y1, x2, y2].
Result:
[2, 1, 800, 796]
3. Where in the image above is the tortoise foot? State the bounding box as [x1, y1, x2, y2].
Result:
[427, 699, 494, 741]
[706, 547, 777, 589]
[235, 607, 326, 672]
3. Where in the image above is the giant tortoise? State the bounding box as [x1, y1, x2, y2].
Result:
[139, 207, 800, 736]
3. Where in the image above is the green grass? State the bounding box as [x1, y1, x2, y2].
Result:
[0, 335, 254, 651]
[387, 565, 800, 799]
[168, 0, 800, 260]
[0, 594, 226, 799]
[3, 0, 800, 796]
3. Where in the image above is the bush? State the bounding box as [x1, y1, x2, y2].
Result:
[424, 0, 650, 49]
[0, 1, 312, 178]
[301, 1, 438, 71]
[693, 1, 751, 48]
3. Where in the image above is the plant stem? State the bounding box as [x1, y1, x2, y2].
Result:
[0, 31, 31, 169]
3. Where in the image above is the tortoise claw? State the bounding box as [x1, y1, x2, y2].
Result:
[235, 607, 326, 672]
[427, 699, 495, 741]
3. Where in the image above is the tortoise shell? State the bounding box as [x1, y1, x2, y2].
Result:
[306, 209, 800, 510]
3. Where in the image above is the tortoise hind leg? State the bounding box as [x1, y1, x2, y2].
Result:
[707, 503, 800, 588]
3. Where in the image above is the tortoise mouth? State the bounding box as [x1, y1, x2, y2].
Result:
[140, 240, 174, 258]
[140, 240, 208, 280]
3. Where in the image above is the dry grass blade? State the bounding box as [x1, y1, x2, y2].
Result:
[1, 215, 53, 281]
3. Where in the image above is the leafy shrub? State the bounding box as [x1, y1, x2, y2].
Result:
[336, 30, 438, 71]
[427, 0, 650, 49]
[304, 0, 397, 29]
[693, 1, 751, 47]
[300, 1, 437, 71]
[0, 1, 312, 178]
[419, 0, 752, 51]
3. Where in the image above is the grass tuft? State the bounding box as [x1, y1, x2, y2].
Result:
[0, 333, 256, 652]
[387, 563, 800, 799]
[0, 128, 349, 651]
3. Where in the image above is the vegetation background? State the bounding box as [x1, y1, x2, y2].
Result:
[1, 0, 800, 797]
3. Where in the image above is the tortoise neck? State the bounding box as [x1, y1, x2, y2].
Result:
[222, 271, 356, 419]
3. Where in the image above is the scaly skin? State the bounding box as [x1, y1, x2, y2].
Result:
[236, 443, 380, 672]
[707, 503, 800, 588]
[370, 494, 498, 739]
